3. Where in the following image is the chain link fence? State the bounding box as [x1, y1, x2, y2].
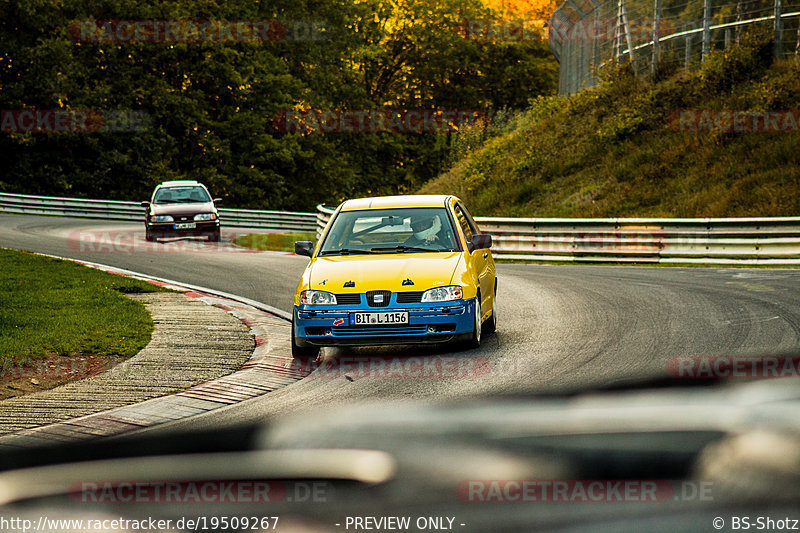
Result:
[549, 0, 800, 93]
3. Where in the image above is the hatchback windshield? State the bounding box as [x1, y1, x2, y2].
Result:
[319, 208, 459, 255]
[153, 186, 211, 204]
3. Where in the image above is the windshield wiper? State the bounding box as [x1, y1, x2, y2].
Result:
[319, 248, 374, 256]
[371, 245, 441, 253]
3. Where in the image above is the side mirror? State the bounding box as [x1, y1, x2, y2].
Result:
[295, 241, 314, 257]
[140, 201, 150, 207]
[469, 234, 492, 252]
[213, 197, 222, 203]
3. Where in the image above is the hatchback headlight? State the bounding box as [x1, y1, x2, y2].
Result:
[300, 290, 337, 305]
[153, 215, 173, 222]
[194, 213, 216, 221]
[421, 285, 463, 302]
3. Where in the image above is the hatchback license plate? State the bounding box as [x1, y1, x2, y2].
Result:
[174, 222, 196, 229]
[353, 312, 408, 325]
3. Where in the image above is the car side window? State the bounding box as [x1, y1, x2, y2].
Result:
[460, 204, 480, 236]
[453, 204, 475, 243]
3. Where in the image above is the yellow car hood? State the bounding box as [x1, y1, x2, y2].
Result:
[309, 252, 462, 293]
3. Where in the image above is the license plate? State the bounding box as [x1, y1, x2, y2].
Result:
[353, 312, 409, 325]
[174, 222, 196, 229]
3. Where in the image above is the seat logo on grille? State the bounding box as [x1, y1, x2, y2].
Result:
[373, 294, 384, 303]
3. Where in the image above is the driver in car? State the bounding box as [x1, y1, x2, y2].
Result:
[405, 213, 446, 248]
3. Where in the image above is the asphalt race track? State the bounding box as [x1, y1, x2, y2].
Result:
[4, 214, 800, 432]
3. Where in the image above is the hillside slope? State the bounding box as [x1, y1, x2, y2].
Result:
[420, 36, 800, 217]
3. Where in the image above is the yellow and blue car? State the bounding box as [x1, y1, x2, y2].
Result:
[292, 195, 497, 357]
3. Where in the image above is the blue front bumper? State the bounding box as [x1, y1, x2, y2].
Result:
[293, 297, 477, 346]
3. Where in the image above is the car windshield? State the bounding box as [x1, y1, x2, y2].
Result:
[319, 208, 458, 255]
[153, 186, 210, 204]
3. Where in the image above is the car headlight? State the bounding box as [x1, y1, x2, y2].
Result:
[153, 215, 173, 222]
[194, 213, 216, 221]
[300, 290, 337, 305]
[421, 285, 463, 302]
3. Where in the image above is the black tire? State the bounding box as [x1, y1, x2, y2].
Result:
[207, 230, 220, 242]
[483, 288, 497, 335]
[462, 294, 482, 349]
[145, 229, 155, 242]
[291, 317, 320, 361]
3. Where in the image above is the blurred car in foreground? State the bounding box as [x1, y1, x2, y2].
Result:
[292, 195, 497, 357]
[141, 180, 221, 242]
[0, 373, 798, 532]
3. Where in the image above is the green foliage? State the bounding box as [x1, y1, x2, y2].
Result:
[696, 29, 773, 94]
[596, 107, 645, 142]
[420, 37, 800, 218]
[0, 0, 558, 209]
[234, 232, 317, 252]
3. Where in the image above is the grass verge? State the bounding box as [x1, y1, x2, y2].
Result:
[421, 32, 800, 218]
[0, 248, 166, 395]
[233, 232, 317, 252]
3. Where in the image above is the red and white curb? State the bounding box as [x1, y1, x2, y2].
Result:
[0, 255, 309, 448]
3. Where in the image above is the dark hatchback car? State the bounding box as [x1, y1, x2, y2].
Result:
[141, 180, 221, 242]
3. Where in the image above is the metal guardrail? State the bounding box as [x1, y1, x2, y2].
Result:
[316, 204, 800, 264]
[0, 192, 318, 232]
[3, 192, 796, 264]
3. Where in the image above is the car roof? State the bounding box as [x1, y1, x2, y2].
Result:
[340, 195, 456, 211]
[156, 180, 204, 188]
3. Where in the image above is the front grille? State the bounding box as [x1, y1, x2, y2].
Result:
[396, 291, 423, 303]
[332, 326, 428, 336]
[366, 290, 391, 307]
[335, 293, 361, 305]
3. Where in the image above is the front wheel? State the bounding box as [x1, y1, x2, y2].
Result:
[483, 289, 497, 335]
[291, 317, 320, 362]
[207, 230, 220, 242]
[462, 296, 482, 349]
[145, 228, 155, 242]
